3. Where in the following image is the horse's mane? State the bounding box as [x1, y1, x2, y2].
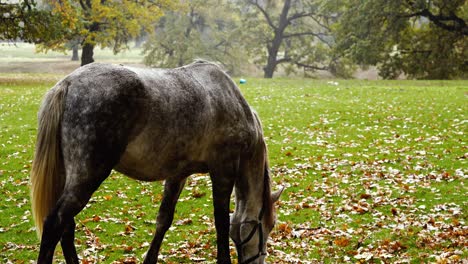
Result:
[251, 111, 275, 227]
[263, 160, 274, 227]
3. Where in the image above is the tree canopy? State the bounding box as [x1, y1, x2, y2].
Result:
[0, 0, 64, 43]
[40, 0, 178, 65]
[239, 0, 350, 78]
[334, 0, 468, 79]
[1, 0, 467, 79]
[1, 0, 177, 66]
[143, 0, 246, 75]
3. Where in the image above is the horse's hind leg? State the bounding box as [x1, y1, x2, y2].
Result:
[61, 219, 78, 264]
[37, 165, 113, 264]
[143, 177, 187, 264]
[39, 213, 78, 264]
[38, 138, 124, 263]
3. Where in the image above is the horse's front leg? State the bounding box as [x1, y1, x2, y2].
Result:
[143, 177, 187, 264]
[210, 168, 236, 264]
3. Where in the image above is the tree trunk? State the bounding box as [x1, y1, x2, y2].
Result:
[263, 34, 283, 78]
[263, 57, 277, 78]
[81, 21, 99, 66]
[81, 43, 95, 66]
[71, 45, 79, 61]
[262, 0, 291, 78]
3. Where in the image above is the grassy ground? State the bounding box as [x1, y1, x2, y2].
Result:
[0, 73, 466, 263]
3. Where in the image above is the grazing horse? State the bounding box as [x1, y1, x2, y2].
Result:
[30, 61, 283, 264]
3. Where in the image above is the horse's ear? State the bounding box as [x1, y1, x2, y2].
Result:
[271, 186, 285, 203]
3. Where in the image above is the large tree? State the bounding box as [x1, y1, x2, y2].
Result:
[334, 0, 467, 79]
[47, 0, 177, 66]
[240, 0, 346, 78]
[1, 0, 176, 66]
[1, 0, 65, 43]
[143, 0, 245, 74]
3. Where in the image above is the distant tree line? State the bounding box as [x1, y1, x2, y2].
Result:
[1, 0, 467, 79]
[334, 0, 467, 79]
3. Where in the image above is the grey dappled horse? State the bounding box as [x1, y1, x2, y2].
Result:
[30, 61, 283, 264]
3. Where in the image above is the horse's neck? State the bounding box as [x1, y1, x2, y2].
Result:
[233, 179, 265, 222]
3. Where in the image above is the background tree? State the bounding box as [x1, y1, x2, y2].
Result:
[37, 0, 177, 66]
[0, 0, 65, 43]
[143, 0, 246, 75]
[70, 39, 80, 61]
[239, 0, 349, 78]
[334, 0, 468, 79]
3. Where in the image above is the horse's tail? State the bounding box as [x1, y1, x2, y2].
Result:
[30, 82, 68, 239]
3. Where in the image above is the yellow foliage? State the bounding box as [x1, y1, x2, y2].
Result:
[41, 0, 178, 52]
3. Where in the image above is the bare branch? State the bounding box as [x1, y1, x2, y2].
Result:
[275, 57, 329, 72]
[283, 32, 332, 48]
[310, 15, 331, 32]
[295, 61, 328, 71]
[249, 0, 277, 30]
[287, 12, 315, 23]
[283, 32, 328, 38]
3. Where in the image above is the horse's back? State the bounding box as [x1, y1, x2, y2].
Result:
[59, 62, 260, 181]
[119, 62, 260, 180]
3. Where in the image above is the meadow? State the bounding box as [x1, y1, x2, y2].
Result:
[0, 72, 466, 263]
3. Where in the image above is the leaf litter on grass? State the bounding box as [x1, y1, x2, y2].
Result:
[255, 80, 467, 263]
[0, 77, 467, 263]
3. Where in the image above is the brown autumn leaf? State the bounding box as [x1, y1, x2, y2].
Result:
[176, 218, 193, 226]
[122, 256, 137, 264]
[359, 193, 371, 199]
[389, 241, 406, 253]
[191, 187, 206, 198]
[124, 224, 136, 234]
[123, 245, 133, 253]
[277, 222, 293, 237]
[334, 237, 350, 247]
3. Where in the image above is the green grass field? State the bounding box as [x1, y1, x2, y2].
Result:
[0, 73, 466, 263]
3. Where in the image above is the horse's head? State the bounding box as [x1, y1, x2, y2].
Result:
[230, 187, 284, 264]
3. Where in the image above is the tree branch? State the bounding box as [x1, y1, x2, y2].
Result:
[249, 0, 277, 30]
[423, 10, 467, 35]
[79, 0, 87, 11]
[214, 40, 226, 49]
[284, 32, 328, 38]
[276, 57, 291, 64]
[310, 15, 331, 32]
[399, 7, 468, 36]
[287, 11, 315, 23]
[275, 56, 329, 72]
[295, 61, 328, 71]
[284, 32, 332, 48]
